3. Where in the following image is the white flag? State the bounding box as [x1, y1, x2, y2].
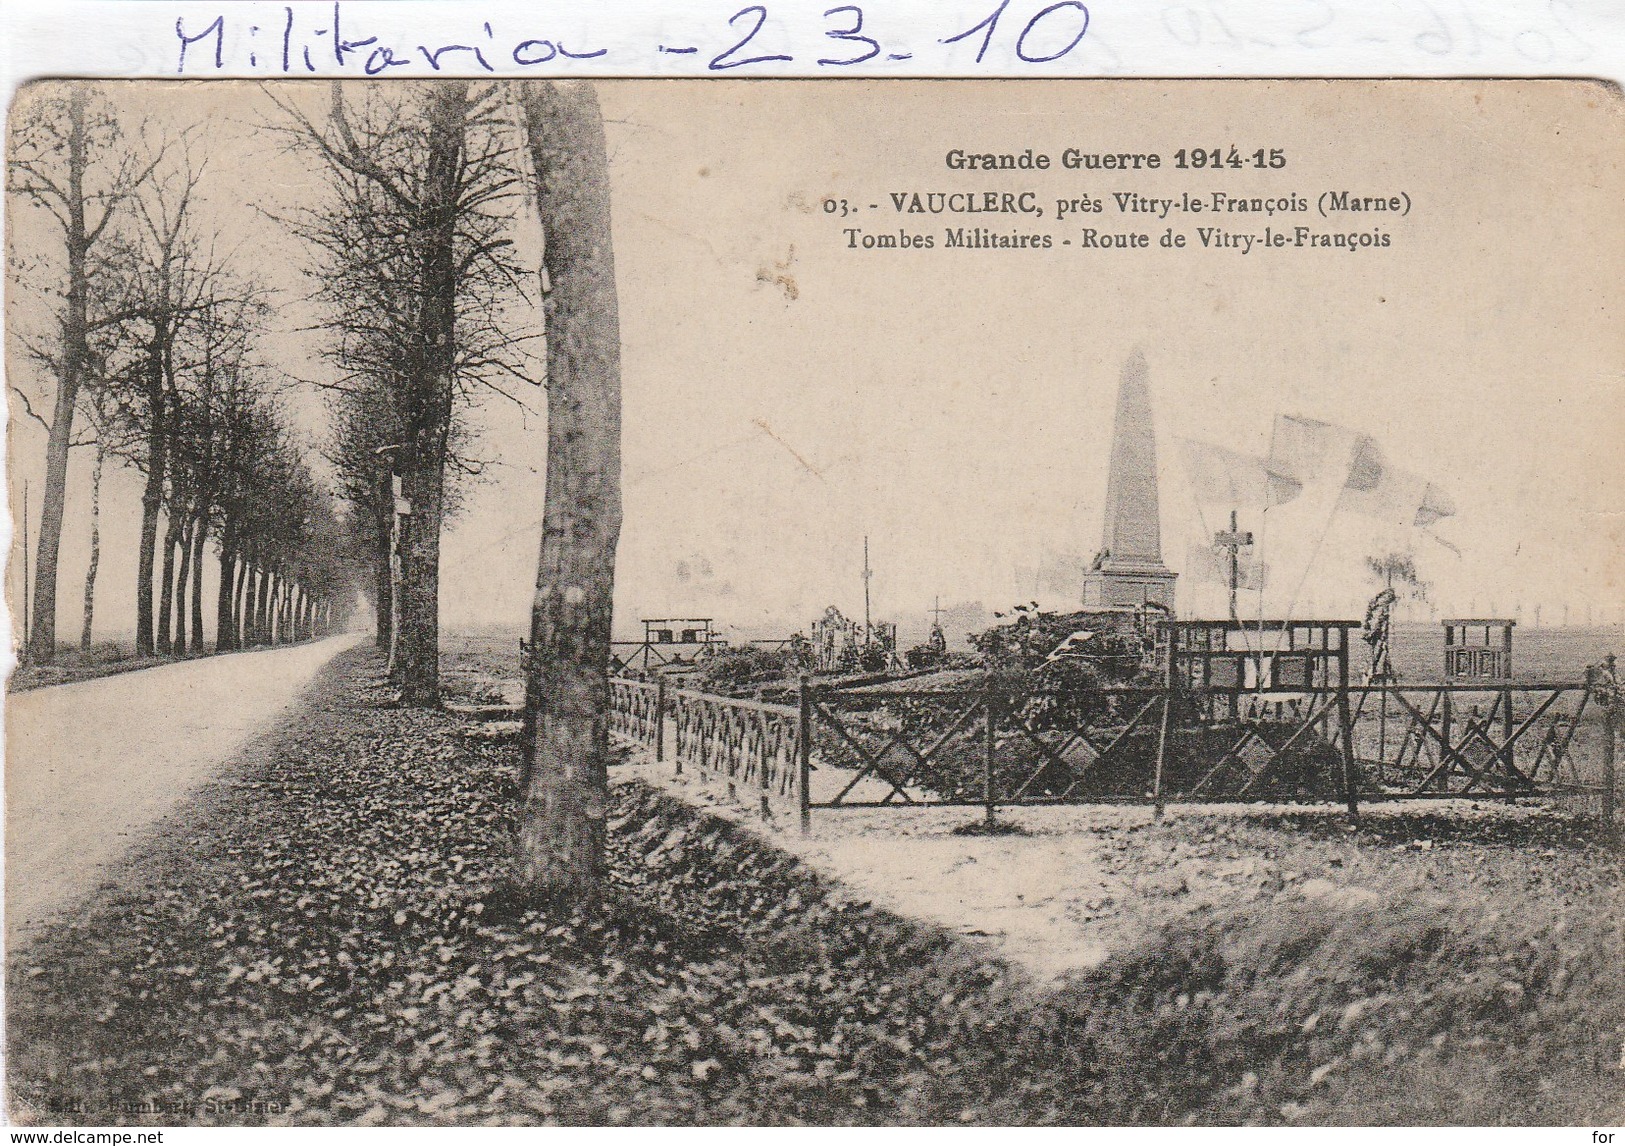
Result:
[1340, 436, 1457, 528]
[1178, 438, 1301, 509]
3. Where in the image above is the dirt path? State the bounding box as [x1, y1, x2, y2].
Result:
[623, 752, 1598, 984]
[4, 633, 362, 949]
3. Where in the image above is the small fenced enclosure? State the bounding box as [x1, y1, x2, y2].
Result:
[608, 622, 1620, 832]
[609, 617, 728, 674]
[610, 677, 808, 822]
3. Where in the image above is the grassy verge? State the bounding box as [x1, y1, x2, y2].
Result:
[8, 637, 338, 693]
[7, 643, 178, 692]
[7, 646, 1622, 1125]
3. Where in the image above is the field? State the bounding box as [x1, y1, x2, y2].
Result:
[1385, 623, 1620, 682]
[450, 622, 1622, 684]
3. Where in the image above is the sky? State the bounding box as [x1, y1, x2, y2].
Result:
[6, 79, 1623, 650]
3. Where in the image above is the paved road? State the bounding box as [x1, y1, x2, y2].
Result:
[4, 633, 361, 950]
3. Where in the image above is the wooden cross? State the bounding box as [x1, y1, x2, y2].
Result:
[1213, 509, 1254, 623]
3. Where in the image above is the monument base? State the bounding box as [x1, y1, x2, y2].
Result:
[1082, 560, 1177, 611]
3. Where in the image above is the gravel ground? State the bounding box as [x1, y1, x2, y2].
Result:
[642, 758, 1622, 985]
[7, 645, 1623, 1126]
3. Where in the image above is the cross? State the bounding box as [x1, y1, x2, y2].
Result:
[1213, 509, 1254, 623]
[862, 534, 873, 637]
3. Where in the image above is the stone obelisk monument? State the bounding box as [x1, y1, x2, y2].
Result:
[1082, 350, 1177, 611]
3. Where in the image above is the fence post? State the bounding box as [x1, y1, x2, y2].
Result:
[655, 677, 667, 765]
[1152, 695, 1170, 819]
[1152, 623, 1176, 818]
[798, 674, 813, 835]
[760, 716, 772, 822]
[1439, 690, 1452, 793]
[1338, 634, 1360, 821]
[983, 681, 997, 828]
[1603, 692, 1617, 839]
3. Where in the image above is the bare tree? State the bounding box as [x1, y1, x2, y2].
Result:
[513, 81, 623, 904]
[96, 144, 207, 657]
[7, 83, 161, 660]
[270, 81, 538, 704]
[73, 382, 136, 650]
[326, 382, 405, 653]
[92, 137, 269, 658]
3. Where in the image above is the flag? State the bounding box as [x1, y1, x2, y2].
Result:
[1340, 436, 1457, 528]
[1177, 438, 1301, 509]
[1269, 415, 1457, 530]
[1415, 483, 1456, 528]
[1265, 415, 1366, 487]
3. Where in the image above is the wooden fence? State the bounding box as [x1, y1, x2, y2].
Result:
[611, 677, 811, 828]
[609, 673, 1618, 832]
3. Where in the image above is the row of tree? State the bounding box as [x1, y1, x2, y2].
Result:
[12, 79, 623, 905]
[8, 85, 361, 661]
[279, 80, 619, 898]
[272, 80, 539, 705]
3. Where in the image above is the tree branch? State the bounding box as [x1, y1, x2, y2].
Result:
[10, 386, 53, 433]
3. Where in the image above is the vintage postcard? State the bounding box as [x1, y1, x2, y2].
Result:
[4, 78, 1622, 1129]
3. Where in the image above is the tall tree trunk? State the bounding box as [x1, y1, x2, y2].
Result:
[172, 515, 194, 654]
[387, 507, 403, 681]
[392, 81, 467, 707]
[513, 81, 623, 904]
[233, 556, 251, 648]
[29, 87, 91, 664]
[256, 568, 270, 646]
[134, 341, 167, 657]
[79, 441, 103, 651]
[248, 564, 260, 647]
[254, 568, 271, 646]
[188, 516, 207, 654]
[156, 508, 182, 656]
[228, 553, 243, 649]
[373, 480, 393, 651]
[215, 539, 235, 652]
[247, 563, 261, 646]
[396, 467, 444, 700]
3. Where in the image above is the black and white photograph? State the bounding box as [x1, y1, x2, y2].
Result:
[3, 73, 1622, 1129]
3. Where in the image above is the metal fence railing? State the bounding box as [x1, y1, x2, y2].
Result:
[610, 673, 1619, 833]
[613, 677, 809, 824]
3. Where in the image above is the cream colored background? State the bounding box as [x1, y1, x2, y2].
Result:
[6, 80, 1622, 644]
